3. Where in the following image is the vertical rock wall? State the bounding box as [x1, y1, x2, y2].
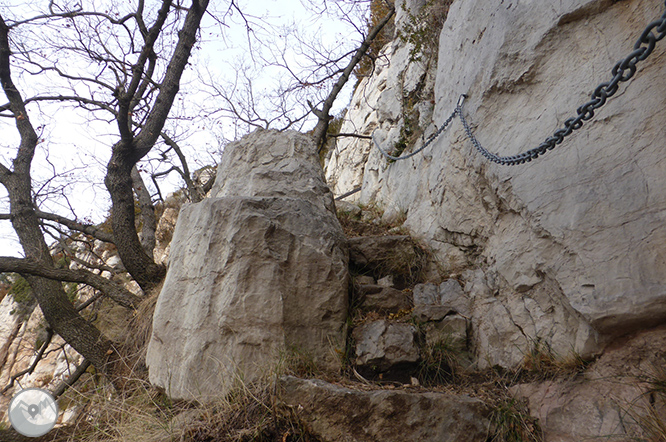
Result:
[326, 0, 666, 367]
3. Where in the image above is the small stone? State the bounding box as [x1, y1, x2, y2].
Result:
[422, 314, 468, 352]
[355, 275, 376, 285]
[358, 284, 412, 314]
[413, 283, 440, 306]
[377, 275, 394, 287]
[336, 200, 361, 217]
[412, 305, 456, 322]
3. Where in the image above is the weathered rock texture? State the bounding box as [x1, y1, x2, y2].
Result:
[279, 376, 491, 442]
[514, 326, 666, 441]
[353, 320, 420, 376]
[326, 0, 666, 368]
[147, 130, 349, 401]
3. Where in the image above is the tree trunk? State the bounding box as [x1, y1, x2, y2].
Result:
[4, 174, 115, 376]
[106, 147, 165, 292]
[131, 165, 158, 255]
[104, 0, 209, 292]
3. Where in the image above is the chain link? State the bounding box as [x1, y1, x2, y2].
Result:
[372, 107, 458, 161]
[373, 1, 666, 166]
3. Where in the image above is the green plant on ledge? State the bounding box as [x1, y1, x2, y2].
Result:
[489, 397, 544, 442]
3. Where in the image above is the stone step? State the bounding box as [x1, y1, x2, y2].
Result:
[279, 376, 491, 442]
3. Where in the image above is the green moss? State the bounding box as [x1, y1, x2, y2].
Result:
[9, 275, 32, 305]
[65, 282, 79, 303]
[55, 253, 71, 269]
[397, 0, 453, 64]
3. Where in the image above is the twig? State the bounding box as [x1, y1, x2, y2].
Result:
[2, 328, 54, 393]
[51, 359, 91, 398]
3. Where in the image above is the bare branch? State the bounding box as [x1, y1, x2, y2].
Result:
[312, 3, 396, 151]
[52, 359, 91, 398]
[134, 0, 210, 158]
[35, 210, 114, 243]
[160, 132, 202, 202]
[2, 329, 54, 394]
[329, 133, 372, 139]
[0, 257, 141, 309]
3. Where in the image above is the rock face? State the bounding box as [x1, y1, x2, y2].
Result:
[325, 0, 666, 368]
[279, 376, 491, 442]
[514, 326, 666, 441]
[353, 320, 420, 377]
[147, 130, 349, 401]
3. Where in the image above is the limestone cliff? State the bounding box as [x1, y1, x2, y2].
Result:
[327, 0, 666, 367]
[1, 1, 666, 440]
[324, 0, 666, 439]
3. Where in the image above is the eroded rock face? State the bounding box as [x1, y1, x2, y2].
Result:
[146, 130, 349, 401]
[279, 376, 491, 442]
[514, 326, 666, 442]
[326, 0, 666, 367]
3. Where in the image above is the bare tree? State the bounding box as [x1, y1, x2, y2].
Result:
[0, 0, 209, 385]
[201, 0, 395, 150]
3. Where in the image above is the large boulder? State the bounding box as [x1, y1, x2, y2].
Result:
[146, 130, 349, 401]
[326, 0, 666, 367]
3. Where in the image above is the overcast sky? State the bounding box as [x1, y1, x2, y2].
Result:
[0, 0, 363, 257]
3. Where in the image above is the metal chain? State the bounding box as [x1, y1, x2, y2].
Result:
[373, 1, 666, 165]
[372, 107, 458, 161]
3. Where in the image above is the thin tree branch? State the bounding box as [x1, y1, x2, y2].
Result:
[328, 133, 372, 140]
[3, 209, 113, 243]
[160, 132, 201, 202]
[51, 359, 91, 398]
[37, 210, 114, 243]
[0, 257, 141, 309]
[312, 3, 395, 152]
[133, 0, 210, 159]
[2, 329, 54, 394]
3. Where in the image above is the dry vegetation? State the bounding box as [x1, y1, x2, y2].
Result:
[25, 292, 322, 442]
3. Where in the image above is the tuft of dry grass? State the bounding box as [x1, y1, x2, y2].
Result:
[620, 363, 666, 442]
[519, 340, 590, 382]
[488, 397, 544, 442]
[48, 367, 319, 442]
[336, 204, 408, 238]
[42, 281, 320, 442]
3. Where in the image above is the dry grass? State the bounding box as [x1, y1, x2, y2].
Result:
[48, 367, 319, 442]
[488, 397, 544, 442]
[620, 363, 666, 442]
[519, 340, 589, 381]
[41, 283, 321, 442]
[336, 203, 408, 238]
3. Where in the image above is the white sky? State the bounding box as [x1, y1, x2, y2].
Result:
[0, 0, 365, 257]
